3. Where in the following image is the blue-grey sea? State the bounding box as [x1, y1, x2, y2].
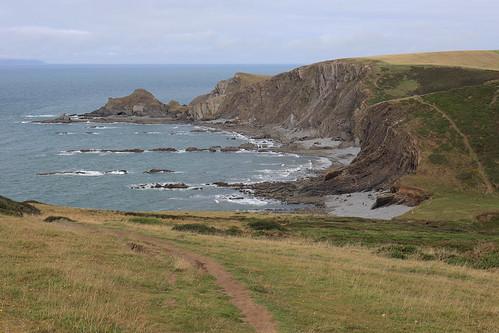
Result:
[0, 64, 329, 211]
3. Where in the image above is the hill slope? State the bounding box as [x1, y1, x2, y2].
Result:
[187, 51, 499, 214]
[1, 202, 498, 332]
[366, 50, 499, 71]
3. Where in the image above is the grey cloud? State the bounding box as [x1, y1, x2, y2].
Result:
[0, 0, 497, 63]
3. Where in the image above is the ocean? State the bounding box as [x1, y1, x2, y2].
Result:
[0, 64, 330, 211]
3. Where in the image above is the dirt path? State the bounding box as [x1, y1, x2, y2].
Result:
[415, 96, 495, 194]
[491, 89, 499, 106]
[59, 221, 277, 333]
[131, 232, 278, 333]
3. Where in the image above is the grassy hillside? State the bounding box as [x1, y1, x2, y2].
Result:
[423, 82, 499, 189]
[367, 50, 499, 71]
[1, 203, 498, 332]
[362, 52, 499, 213]
[0, 211, 252, 333]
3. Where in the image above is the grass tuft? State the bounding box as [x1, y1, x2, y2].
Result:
[128, 217, 162, 225]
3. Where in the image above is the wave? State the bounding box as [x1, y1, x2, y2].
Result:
[38, 169, 128, 176]
[129, 182, 192, 190]
[24, 114, 56, 118]
[38, 170, 104, 177]
[88, 125, 118, 130]
[58, 149, 145, 155]
[134, 131, 162, 135]
[56, 131, 76, 135]
[214, 194, 269, 206]
[105, 170, 128, 175]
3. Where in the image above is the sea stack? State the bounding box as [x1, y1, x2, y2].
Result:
[84, 88, 189, 119]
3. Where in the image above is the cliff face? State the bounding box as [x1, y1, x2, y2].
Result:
[189, 61, 372, 141]
[189, 73, 270, 120]
[322, 101, 419, 192]
[188, 60, 423, 196]
[85, 89, 188, 118]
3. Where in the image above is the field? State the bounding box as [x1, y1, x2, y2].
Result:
[367, 50, 499, 71]
[1, 202, 498, 333]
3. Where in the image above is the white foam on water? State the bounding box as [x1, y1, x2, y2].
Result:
[129, 183, 192, 191]
[39, 170, 104, 177]
[105, 170, 128, 175]
[24, 114, 56, 118]
[89, 126, 118, 130]
[214, 194, 269, 206]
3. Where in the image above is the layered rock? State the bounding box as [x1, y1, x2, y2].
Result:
[84, 89, 189, 119]
[189, 61, 372, 140]
[190, 73, 270, 120]
[187, 60, 425, 200]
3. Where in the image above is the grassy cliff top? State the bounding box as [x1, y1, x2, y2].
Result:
[364, 50, 499, 71]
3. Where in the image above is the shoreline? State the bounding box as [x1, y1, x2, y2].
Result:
[36, 115, 413, 220]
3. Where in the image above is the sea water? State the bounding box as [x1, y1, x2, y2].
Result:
[0, 64, 330, 211]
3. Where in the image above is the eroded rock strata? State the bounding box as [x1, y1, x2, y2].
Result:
[84, 89, 189, 120]
[188, 60, 423, 204]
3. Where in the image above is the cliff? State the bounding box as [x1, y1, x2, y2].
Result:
[189, 61, 371, 141]
[188, 52, 499, 202]
[190, 72, 271, 120]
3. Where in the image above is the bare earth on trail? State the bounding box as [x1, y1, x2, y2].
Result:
[48, 214, 278, 333]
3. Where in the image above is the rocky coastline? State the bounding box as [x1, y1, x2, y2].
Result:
[40, 61, 433, 217]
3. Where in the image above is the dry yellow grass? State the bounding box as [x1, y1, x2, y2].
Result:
[2, 204, 499, 332]
[366, 50, 499, 71]
[0, 211, 253, 333]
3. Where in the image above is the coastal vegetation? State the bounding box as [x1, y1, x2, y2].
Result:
[1, 201, 498, 332]
[2, 50, 499, 332]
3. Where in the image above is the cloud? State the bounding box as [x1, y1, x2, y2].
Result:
[0, 0, 497, 63]
[4, 26, 90, 38]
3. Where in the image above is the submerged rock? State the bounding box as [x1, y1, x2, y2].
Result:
[220, 146, 240, 152]
[144, 169, 175, 174]
[185, 147, 203, 152]
[150, 147, 178, 152]
[131, 183, 189, 190]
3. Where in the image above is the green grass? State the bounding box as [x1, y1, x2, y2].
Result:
[162, 211, 499, 269]
[158, 229, 499, 333]
[172, 223, 222, 234]
[128, 216, 163, 225]
[370, 63, 499, 103]
[423, 83, 499, 188]
[2, 204, 499, 332]
[0, 215, 252, 332]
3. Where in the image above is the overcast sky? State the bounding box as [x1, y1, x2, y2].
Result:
[0, 0, 497, 64]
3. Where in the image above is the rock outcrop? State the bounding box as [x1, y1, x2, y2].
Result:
[187, 60, 425, 201]
[84, 89, 189, 119]
[189, 61, 371, 140]
[0, 195, 40, 216]
[190, 73, 270, 120]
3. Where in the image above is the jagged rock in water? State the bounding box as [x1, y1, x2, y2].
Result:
[84, 89, 189, 118]
[144, 169, 175, 174]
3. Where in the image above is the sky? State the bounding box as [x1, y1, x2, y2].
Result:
[0, 0, 497, 64]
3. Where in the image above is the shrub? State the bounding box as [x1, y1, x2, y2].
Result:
[44, 216, 76, 223]
[225, 226, 243, 236]
[377, 244, 419, 259]
[172, 223, 220, 235]
[428, 153, 448, 165]
[128, 217, 162, 225]
[247, 220, 285, 231]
